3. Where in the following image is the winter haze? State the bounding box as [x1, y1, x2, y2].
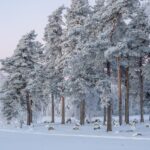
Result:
[0, 0, 94, 59]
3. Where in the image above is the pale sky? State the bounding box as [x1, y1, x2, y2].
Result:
[0, 0, 94, 59]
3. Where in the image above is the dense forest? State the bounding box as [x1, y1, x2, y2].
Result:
[0, 0, 150, 132]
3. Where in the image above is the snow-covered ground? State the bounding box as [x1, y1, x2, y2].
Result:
[0, 129, 149, 150]
[0, 116, 150, 150]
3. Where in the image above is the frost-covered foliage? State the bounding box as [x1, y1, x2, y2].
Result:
[144, 59, 150, 81]
[100, 0, 150, 112]
[62, 0, 92, 118]
[97, 79, 112, 108]
[44, 6, 65, 61]
[144, 56, 150, 112]
[63, 0, 90, 54]
[125, 3, 150, 108]
[0, 31, 43, 121]
[0, 0, 150, 123]
[44, 6, 65, 96]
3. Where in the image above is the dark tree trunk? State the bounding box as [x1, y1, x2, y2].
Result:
[125, 66, 129, 124]
[107, 102, 112, 132]
[103, 107, 107, 125]
[27, 91, 32, 125]
[106, 61, 112, 131]
[139, 57, 144, 123]
[61, 96, 65, 124]
[107, 61, 111, 76]
[30, 99, 32, 124]
[51, 93, 55, 123]
[117, 57, 122, 126]
[80, 99, 85, 125]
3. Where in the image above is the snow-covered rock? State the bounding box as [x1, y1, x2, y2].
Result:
[73, 126, 80, 130]
[47, 124, 55, 131]
[93, 122, 101, 130]
[132, 132, 143, 137]
[113, 120, 119, 127]
[145, 124, 150, 128]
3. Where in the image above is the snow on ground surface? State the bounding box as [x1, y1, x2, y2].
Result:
[0, 129, 150, 150]
[0, 116, 150, 150]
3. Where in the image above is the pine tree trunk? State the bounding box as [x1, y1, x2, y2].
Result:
[61, 96, 65, 124]
[139, 57, 144, 123]
[80, 99, 85, 125]
[117, 57, 122, 126]
[27, 91, 32, 125]
[107, 102, 112, 131]
[29, 98, 32, 124]
[51, 93, 55, 123]
[125, 66, 129, 124]
[106, 61, 112, 131]
[27, 99, 30, 125]
[103, 107, 107, 125]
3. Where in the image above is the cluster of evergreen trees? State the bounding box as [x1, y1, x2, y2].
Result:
[0, 0, 150, 131]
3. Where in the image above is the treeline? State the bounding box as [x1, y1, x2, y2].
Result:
[0, 0, 150, 131]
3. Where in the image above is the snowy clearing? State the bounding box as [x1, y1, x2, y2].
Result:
[0, 129, 150, 150]
[0, 122, 150, 150]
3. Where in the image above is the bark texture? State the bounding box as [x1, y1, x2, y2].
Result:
[51, 93, 55, 123]
[139, 57, 144, 123]
[103, 107, 107, 125]
[117, 57, 122, 126]
[27, 92, 32, 125]
[80, 99, 85, 125]
[107, 61, 112, 131]
[61, 96, 65, 124]
[125, 66, 129, 124]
